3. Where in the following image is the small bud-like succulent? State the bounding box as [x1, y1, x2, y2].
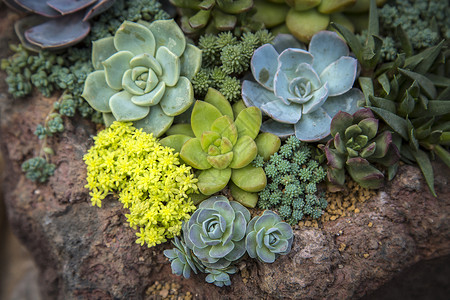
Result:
[163, 236, 205, 279]
[242, 32, 363, 142]
[245, 210, 293, 263]
[160, 88, 280, 207]
[82, 19, 202, 137]
[205, 266, 237, 287]
[323, 108, 400, 189]
[183, 196, 251, 269]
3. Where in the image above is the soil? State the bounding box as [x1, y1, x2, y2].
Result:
[1, 5, 449, 300]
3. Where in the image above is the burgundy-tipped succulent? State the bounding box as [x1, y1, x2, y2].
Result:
[323, 108, 400, 190]
[4, 0, 115, 51]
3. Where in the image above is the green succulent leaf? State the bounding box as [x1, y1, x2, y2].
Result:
[330, 111, 353, 138]
[114, 21, 156, 56]
[82, 70, 116, 113]
[234, 107, 262, 140]
[346, 157, 384, 189]
[369, 107, 408, 140]
[180, 138, 212, 170]
[197, 168, 232, 195]
[396, 25, 412, 57]
[191, 101, 223, 138]
[211, 116, 238, 146]
[207, 152, 234, 169]
[159, 77, 194, 116]
[359, 77, 374, 105]
[92, 36, 116, 70]
[358, 118, 378, 140]
[201, 131, 221, 152]
[205, 88, 234, 120]
[254, 133, 281, 161]
[229, 136, 258, 169]
[188, 9, 211, 29]
[229, 182, 258, 208]
[405, 40, 444, 74]
[180, 44, 202, 80]
[159, 135, 192, 153]
[156, 46, 180, 87]
[434, 145, 450, 168]
[377, 73, 391, 96]
[102, 113, 116, 127]
[408, 146, 436, 197]
[109, 90, 150, 121]
[147, 19, 186, 57]
[410, 101, 450, 118]
[133, 105, 174, 137]
[211, 9, 237, 31]
[131, 82, 165, 106]
[331, 22, 362, 60]
[231, 165, 267, 192]
[398, 68, 437, 99]
[102, 51, 133, 90]
[130, 53, 162, 76]
[368, 95, 396, 113]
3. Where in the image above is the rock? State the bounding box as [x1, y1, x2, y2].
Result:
[1, 6, 450, 300]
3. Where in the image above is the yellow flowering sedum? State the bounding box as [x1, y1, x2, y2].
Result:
[84, 121, 198, 247]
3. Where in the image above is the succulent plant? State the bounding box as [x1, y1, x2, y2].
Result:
[163, 236, 205, 278]
[170, 0, 263, 36]
[183, 195, 251, 269]
[242, 32, 363, 142]
[322, 108, 400, 190]
[160, 88, 280, 206]
[82, 20, 202, 137]
[245, 210, 293, 263]
[205, 266, 238, 287]
[4, 0, 115, 51]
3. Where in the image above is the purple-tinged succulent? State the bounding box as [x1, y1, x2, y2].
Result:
[322, 108, 400, 190]
[3, 0, 115, 51]
[242, 32, 363, 142]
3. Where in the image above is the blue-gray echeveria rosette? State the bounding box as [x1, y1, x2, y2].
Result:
[163, 236, 205, 279]
[183, 195, 251, 269]
[82, 19, 202, 137]
[245, 210, 293, 263]
[242, 31, 363, 142]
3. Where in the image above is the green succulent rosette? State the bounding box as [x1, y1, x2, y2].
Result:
[245, 210, 293, 263]
[161, 88, 280, 207]
[82, 19, 202, 137]
[163, 236, 205, 279]
[183, 196, 251, 269]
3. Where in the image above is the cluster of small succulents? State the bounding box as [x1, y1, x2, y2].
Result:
[256, 136, 328, 224]
[192, 30, 274, 102]
[164, 196, 293, 286]
[21, 157, 56, 183]
[84, 121, 198, 247]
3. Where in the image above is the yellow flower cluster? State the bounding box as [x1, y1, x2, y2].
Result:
[83, 122, 198, 247]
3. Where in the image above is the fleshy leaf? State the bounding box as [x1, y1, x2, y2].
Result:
[230, 165, 267, 192]
[260, 120, 295, 138]
[319, 56, 357, 96]
[234, 107, 262, 140]
[191, 101, 223, 138]
[109, 90, 150, 121]
[180, 138, 211, 170]
[278, 48, 313, 76]
[114, 21, 155, 56]
[251, 44, 279, 91]
[155, 46, 180, 87]
[302, 82, 329, 114]
[159, 135, 191, 153]
[346, 157, 384, 189]
[204, 88, 234, 120]
[330, 111, 353, 138]
[102, 50, 133, 90]
[131, 82, 165, 106]
[133, 104, 174, 137]
[180, 44, 202, 80]
[229, 136, 258, 169]
[197, 168, 232, 195]
[309, 30, 350, 74]
[130, 53, 162, 76]
[294, 107, 332, 142]
[229, 182, 258, 208]
[256, 244, 276, 263]
[92, 36, 116, 70]
[82, 70, 116, 113]
[242, 80, 280, 109]
[147, 19, 186, 57]
[207, 152, 234, 169]
[254, 132, 281, 161]
[321, 88, 363, 119]
[159, 76, 193, 116]
[260, 99, 303, 125]
[210, 116, 238, 146]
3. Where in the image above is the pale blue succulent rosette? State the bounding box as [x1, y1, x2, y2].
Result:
[245, 210, 293, 263]
[82, 19, 202, 137]
[242, 31, 364, 142]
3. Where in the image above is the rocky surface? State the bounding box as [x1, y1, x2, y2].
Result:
[1, 6, 450, 300]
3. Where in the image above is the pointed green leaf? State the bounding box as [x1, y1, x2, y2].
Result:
[405, 40, 444, 74]
[331, 23, 362, 59]
[410, 101, 450, 118]
[368, 95, 396, 113]
[377, 73, 390, 96]
[358, 77, 374, 105]
[434, 145, 450, 168]
[369, 107, 408, 140]
[408, 146, 436, 197]
[367, 0, 379, 37]
[396, 25, 412, 57]
[397, 90, 416, 117]
[180, 138, 211, 170]
[398, 68, 437, 99]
